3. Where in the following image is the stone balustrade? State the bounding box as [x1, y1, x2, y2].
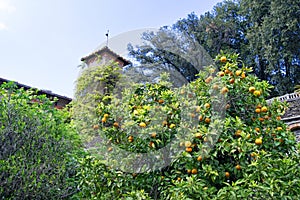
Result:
[267, 92, 300, 142]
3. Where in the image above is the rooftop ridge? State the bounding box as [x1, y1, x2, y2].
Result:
[80, 46, 131, 66]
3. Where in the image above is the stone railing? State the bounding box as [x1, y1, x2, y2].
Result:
[267, 92, 300, 104]
[267, 92, 300, 143]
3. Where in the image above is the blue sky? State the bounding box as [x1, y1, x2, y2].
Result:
[0, 0, 222, 97]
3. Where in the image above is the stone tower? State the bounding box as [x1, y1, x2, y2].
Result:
[80, 46, 131, 68]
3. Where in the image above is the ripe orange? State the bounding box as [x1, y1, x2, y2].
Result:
[190, 113, 196, 118]
[158, 99, 164, 104]
[149, 141, 155, 148]
[258, 117, 264, 122]
[255, 108, 261, 113]
[186, 147, 193, 153]
[261, 106, 267, 112]
[276, 116, 281, 120]
[205, 118, 211, 124]
[225, 104, 230, 109]
[235, 70, 242, 76]
[241, 72, 246, 79]
[205, 76, 213, 83]
[221, 87, 229, 94]
[197, 155, 202, 162]
[204, 103, 211, 109]
[255, 127, 260, 132]
[151, 132, 157, 138]
[177, 177, 182, 181]
[113, 122, 119, 128]
[255, 138, 262, 145]
[101, 117, 107, 123]
[128, 135, 133, 141]
[235, 130, 242, 137]
[253, 90, 261, 97]
[93, 124, 99, 130]
[220, 56, 227, 63]
[249, 86, 256, 93]
[276, 127, 283, 131]
[195, 132, 202, 139]
[213, 84, 219, 90]
[235, 164, 242, 170]
[225, 172, 230, 178]
[139, 122, 147, 128]
[218, 71, 225, 77]
[225, 69, 231, 74]
[187, 169, 191, 174]
[198, 115, 203, 121]
[229, 78, 235, 84]
[162, 120, 168, 126]
[103, 113, 109, 118]
[185, 141, 192, 148]
[108, 147, 113, 152]
[191, 168, 198, 174]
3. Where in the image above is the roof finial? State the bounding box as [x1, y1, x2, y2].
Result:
[105, 30, 109, 47]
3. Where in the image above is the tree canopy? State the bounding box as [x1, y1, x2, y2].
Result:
[129, 0, 300, 96]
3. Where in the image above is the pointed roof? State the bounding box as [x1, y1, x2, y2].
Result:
[80, 46, 131, 66]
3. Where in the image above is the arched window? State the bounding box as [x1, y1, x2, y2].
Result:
[288, 123, 300, 143]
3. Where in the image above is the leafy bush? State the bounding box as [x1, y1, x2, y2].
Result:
[0, 82, 80, 199]
[73, 54, 300, 199]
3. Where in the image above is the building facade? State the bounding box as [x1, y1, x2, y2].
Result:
[81, 46, 131, 68]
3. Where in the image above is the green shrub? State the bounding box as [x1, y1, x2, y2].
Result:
[0, 82, 80, 199]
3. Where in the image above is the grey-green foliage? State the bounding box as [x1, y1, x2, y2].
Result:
[127, 26, 214, 86]
[0, 82, 79, 199]
[129, 0, 300, 96]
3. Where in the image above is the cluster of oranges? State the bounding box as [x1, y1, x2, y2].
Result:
[249, 86, 261, 97]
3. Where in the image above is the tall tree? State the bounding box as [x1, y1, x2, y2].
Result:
[129, 0, 300, 96]
[240, 0, 300, 95]
[128, 1, 244, 85]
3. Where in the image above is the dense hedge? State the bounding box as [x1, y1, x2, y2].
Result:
[0, 82, 80, 199]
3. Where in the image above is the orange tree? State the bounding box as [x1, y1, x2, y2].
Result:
[72, 54, 300, 199]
